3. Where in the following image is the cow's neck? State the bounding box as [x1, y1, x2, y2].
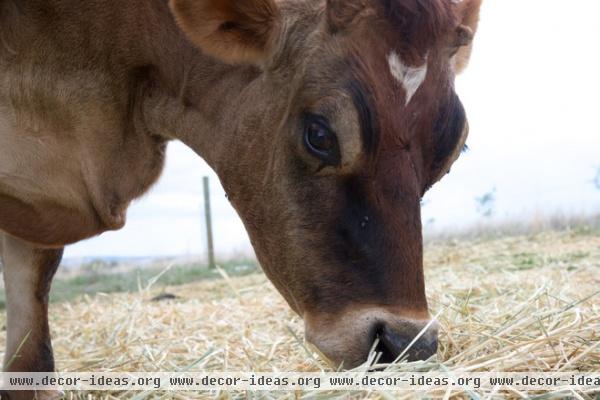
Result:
[147, 62, 263, 172]
[138, 0, 316, 184]
[137, 1, 271, 174]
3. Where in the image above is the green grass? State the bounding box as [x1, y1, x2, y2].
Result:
[0, 258, 260, 310]
[509, 252, 543, 270]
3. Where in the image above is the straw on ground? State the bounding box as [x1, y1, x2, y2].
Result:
[1, 229, 598, 399]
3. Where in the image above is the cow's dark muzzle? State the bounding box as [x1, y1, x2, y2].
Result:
[305, 308, 438, 369]
[375, 321, 438, 364]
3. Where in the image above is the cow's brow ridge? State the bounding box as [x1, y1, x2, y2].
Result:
[347, 78, 378, 155]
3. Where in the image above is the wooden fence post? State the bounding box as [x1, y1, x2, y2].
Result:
[203, 176, 216, 269]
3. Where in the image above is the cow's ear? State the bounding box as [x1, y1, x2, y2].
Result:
[451, 0, 482, 74]
[170, 0, 281, 65]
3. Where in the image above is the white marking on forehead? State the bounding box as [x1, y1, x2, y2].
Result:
[387, 51, 428, 106]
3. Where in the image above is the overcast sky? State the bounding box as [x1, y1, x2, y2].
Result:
[65, 0, 600, 259]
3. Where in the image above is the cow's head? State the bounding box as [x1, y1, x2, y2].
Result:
[171, 0, 482, 368]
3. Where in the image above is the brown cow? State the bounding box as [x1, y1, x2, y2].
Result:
[0, 0, 481, 396]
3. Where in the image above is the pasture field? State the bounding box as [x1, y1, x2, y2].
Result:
[0, 227, 599, 399]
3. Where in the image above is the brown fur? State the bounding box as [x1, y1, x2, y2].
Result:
[326, 0, 371, 33]
[0, 0, 482, 378]
[170, 0, 281, 65]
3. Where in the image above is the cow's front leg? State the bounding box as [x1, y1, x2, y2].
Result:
[1, 234, 63, 399]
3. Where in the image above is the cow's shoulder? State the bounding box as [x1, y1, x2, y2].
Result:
[0, 3, 171, 247]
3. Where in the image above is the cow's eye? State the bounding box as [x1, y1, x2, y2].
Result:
[303, 115, 340, 166]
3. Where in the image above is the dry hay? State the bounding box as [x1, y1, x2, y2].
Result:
[1, 230, 599, 399]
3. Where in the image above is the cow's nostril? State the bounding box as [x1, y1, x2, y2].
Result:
[374, 323, 438, 364]
[374, 330, 407, 364]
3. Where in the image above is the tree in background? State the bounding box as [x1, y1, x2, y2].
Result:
[475, 187, 497, 218]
